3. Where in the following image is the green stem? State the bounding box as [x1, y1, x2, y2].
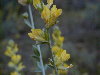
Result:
[28, 4, 45, 75]
[47, 29, 59, 75]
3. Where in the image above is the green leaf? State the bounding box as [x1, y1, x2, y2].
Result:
[32, 55, 40, 61]
[32, 45, 40, 56]
[37, 62, 42, 70]
[24, 19, 32, 28]
[22, 12, 28, 19]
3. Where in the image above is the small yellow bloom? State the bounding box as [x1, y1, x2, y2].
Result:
[60, 50, 70, 61]
[5, 49, 13, 57]
[55, 50, 70, 62]
[8, 61, 15, 68]
[17, 63, 25, 71]
[52, 46, 60, 53]
[41, 5, 62, 28]
[51, 5, 62, 18]
[4, 40, 18, 57]
[47, 0, 53, 7]
[33, 0, 43, 10]
[11, 55, 21, 64]
[52, 27, 64, 47]
[41, 5, 51, 22]
[5, 40, 25, 75]
[58, 64, 68, 74]
[28, 29, 47, 42]
[10, 72, 19, 75]
[54, 36, 64, 47]
[52, 48, 70, 66]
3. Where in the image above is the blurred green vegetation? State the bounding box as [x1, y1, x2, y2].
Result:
[0, 0, 100, 75]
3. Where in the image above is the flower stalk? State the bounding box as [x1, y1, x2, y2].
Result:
[28, 4, 46, 75]
[47, 29, 59, 75]
[18, 0, 73, 75]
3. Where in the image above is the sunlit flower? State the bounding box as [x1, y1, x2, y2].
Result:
[47, 0, 53, 7]
[11, 55, 21, 64]
[52, 26, 64, 47]
[50, 26, 73, 71]
[52, 45, 70, 66]
[58, 64, 73, 70]
[17, 63, 25, 71]
[41, 5, 62, 28]
[5, 40, 25, 75]
[54, 49, 70, 65]
[10, 71, 20, 75]
[4, 40, 18, 57]
[52, 46, 61, 53]
[33, 0, 43, 10]
[5, 49, 14, 57]
[28, 29, 47, 42]
[8, 61, 15, 68]
[58, 64, 68, 74]
[58, 64, 73, 74]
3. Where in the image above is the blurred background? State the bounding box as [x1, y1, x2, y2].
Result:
[0, 0, 100, 75]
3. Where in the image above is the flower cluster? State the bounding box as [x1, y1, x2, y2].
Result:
[5, 40, 25, 75]
[33, 0, 62, 28]
[51, 27, 73, 74]
[33, 0, 43, 10]
[26, 0, 73, 74]
[28, 29, 47, 42]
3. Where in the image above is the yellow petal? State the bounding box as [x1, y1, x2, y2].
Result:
[47, 0, 53, 7]
[11, 55, 21, 64]
[41, 5, 50, 21]
[10, 72, 19, 75]
[8, 61, 15, 67]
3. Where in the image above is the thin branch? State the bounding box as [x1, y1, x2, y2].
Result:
[47, 29, 59, 75]
[28, 4, 46, 75]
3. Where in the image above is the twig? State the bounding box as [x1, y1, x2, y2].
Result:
[28, 4, 46, 75]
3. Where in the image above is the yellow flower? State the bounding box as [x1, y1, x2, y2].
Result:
[52, 46, 60, 53]
[41, 5, 51, 23]
[54, 36, 64, 47]
[4, 40, 18, 57]
[58, 64, 73, 75]
[28, 29, 47, 42]
[52, 27, 64, 47]
[58, 64, 73, 70]
[8, 61, 15, 68]
[41, 5, 62, 28]
[55, 50, 70, 62]
[17, 63, 25, 71]
[5, 49, 13, 57]
[47, 0, 53, 7]
[51, 5, 62, 18]
[5, 45, 18, 57]
[10, 72, 19, 75]
[8, 40, 18, 53]
[54, 49, 70, 66]
[18, 0, 27, 5]
[52, 46, 70, 66]
[58, 64, 68, 74]
[5, 40, 25, 75]
[33, 0, 43, 10]
[11, 55, 21, 64]
[60, 50, 70, 61]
